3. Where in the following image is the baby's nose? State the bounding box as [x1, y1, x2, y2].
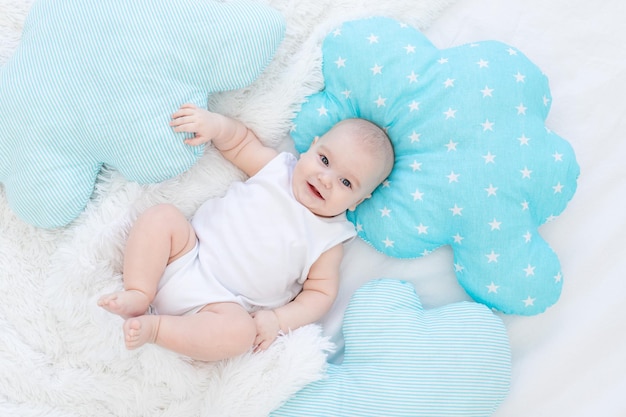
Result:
[318, 172, 332, 188]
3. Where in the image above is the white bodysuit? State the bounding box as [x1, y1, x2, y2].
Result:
[151, 152, 356, 316]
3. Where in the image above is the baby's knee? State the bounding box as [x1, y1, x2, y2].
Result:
[136, 204, 191, 237]
[141, 203, 182, 224]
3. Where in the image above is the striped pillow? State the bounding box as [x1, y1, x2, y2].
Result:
[272, 279, 511, 417]
[0, 0, 285, 228]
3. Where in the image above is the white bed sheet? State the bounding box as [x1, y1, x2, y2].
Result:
[325, 0, 626, 415]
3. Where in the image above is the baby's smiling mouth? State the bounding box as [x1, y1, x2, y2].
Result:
[308, 182, 324, 200]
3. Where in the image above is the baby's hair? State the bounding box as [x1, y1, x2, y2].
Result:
[334, 118, 395, 184]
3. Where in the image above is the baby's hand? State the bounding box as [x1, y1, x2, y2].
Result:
[170, 103, 219, 146]
[251, 309, 281, 352]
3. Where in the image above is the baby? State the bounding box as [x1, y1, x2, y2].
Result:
[98, 103, 394, 361]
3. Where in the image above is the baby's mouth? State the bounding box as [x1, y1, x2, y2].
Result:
[308, 182, 324, 200]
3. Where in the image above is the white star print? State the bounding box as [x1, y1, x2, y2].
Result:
[370, 64, 383, 75]
[486, 251, 500, 263]
[379, 206, 391, 217]
[415, 223, 428, 234]
[454, 263, 464, 272]
[409, 131, 421, 143]
[367, 34, 379, 44]
[453, 233, 464, 244]
[483, 152, 496, 164]
[507, 47, 518, 55]
[520, 167, 532, 178]
[523, 296, 536, 307]
[445, 140, 458, 151]
[317, 105, 328, 116]
[333, 28, 342, 37]
[407, 71, 419, 83]
[521, 200, 529, 211]
[382, 237, 394, 247]
[404, 44, 416, 54]
[355, 223, 363, 232]
[443, 78, 455, 88]
[477, 59, 489, 68]
[410, 161, 422, 171]
[485, 184, 498, 196]
[518, 134, 530, 146]
[524, 264, 536, 276]
[408, 101, 420, 112]
[514, 72, 526, 83]
[489, 218, 502, 230]
[553, 182, 564, 193]
[481, 119, 495, 131]
[334, 56, 346, 68]
[341, 89, 351, 99]
[487, 282, 499, 293]
[546, 214, 557, 223]
[444, 108, 457, 119]
[382, 180, 391, 188]
[516, 103, 527, 115]
[543, 95, 550, 106]
[523, 231, 532, 243]
[554, 272, 563, 283]
[481, 85, 494, 97]
[449, 204, 463, 216]
[553, 152, 563, 162]
[412, 189, 424, 201]
[438, 57, 448, 64]
[374, 96, 387, 107]
[447, 171, 460, 183]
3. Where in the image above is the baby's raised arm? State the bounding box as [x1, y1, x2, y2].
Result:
[170, 103, 277, 177]
[251, 244, 344, 351]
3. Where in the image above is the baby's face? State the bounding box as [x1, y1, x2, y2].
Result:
[292, 124, 384, 217]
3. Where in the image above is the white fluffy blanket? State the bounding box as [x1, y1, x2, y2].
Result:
[0, 0, 457, 415]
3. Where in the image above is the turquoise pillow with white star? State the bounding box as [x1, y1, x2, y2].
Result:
[0, 0, 284, 228]
[291, 17, 580, 315]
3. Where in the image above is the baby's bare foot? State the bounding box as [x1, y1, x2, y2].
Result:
[123, 316, 161, 350]
[97, 290, 150, 319]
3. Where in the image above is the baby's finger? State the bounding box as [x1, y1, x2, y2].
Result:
[171, 106, 195, 120]
[184, 136, 208, 147]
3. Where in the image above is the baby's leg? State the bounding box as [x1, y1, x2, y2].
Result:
[123, 302, 256, 362]
[98, 204, 197, 318]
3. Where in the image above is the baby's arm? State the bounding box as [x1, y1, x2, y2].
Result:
[170, 103, 277, 177]
[252, 243, 344, 351]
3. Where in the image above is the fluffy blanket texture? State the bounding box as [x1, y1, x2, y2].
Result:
[0, 0, 457, 415]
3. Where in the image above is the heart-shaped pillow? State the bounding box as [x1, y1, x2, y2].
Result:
[0, 0, 285, 228]
[291, 17, 579, 315]
[271, 279, 511, 417]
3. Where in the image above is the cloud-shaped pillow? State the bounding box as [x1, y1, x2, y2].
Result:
[271, 279, 511, 417]
[0, 0, 285, 228]
[291, 17, 579, 315]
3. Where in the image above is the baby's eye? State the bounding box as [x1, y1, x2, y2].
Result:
[320, 155, 329, 166]
[341, 178, 352, 188]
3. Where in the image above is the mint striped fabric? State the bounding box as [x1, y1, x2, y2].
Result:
[0, 0, 285, 228]
[272, 279, 511, 417]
